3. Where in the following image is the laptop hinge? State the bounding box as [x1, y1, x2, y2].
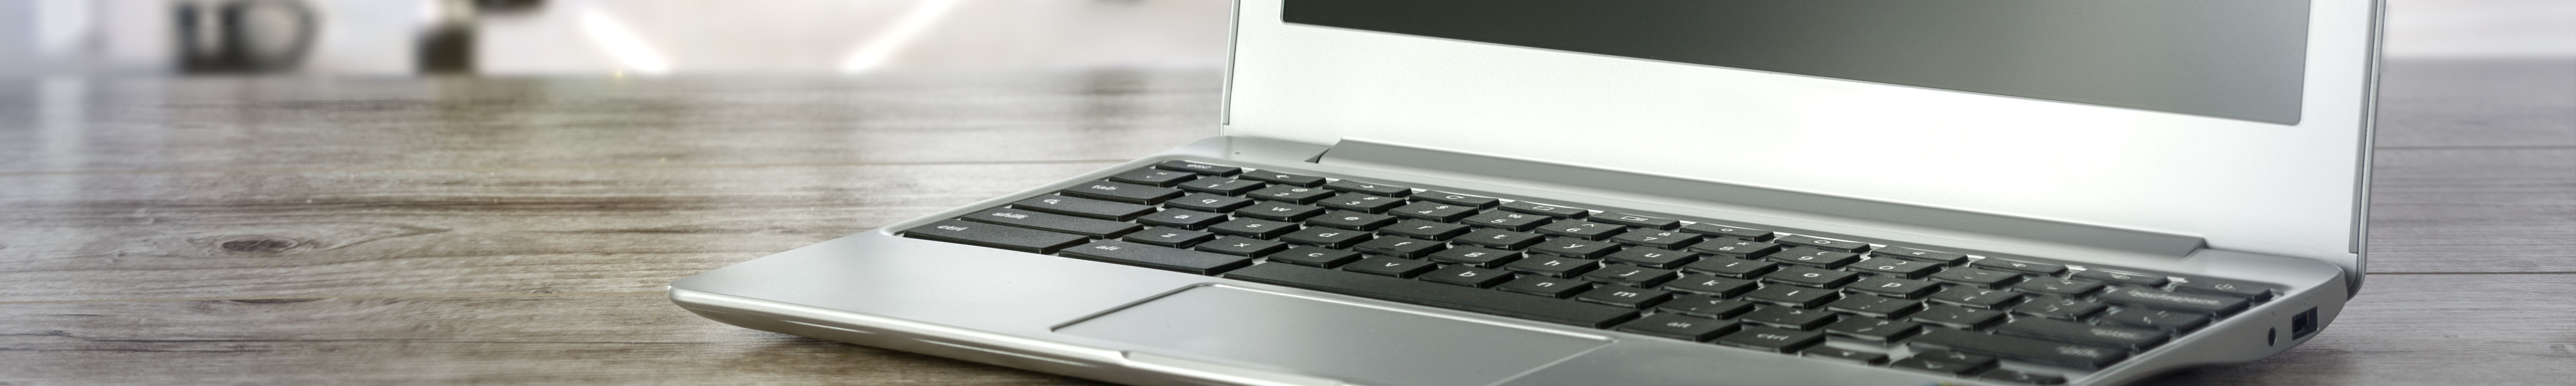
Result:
[1309, 138, 2208, 258]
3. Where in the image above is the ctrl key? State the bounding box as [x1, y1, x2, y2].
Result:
[1714, 326, 1824, 353]
[1614, 313, 1739, 341]
[903, 220, 1089, 253]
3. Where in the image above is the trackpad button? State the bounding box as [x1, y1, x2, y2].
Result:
[1056, 286, 1611, 386]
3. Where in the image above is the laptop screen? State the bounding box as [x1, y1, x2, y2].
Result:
[1283, 0, 2310, 125]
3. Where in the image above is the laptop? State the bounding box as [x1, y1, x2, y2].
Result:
[672, 0, 2380, 385]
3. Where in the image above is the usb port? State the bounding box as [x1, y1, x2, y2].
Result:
[2290, 307, 2320, 339]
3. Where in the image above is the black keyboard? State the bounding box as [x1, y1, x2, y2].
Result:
[902, 160, 2280, 384]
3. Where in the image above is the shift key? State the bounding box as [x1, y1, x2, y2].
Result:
[960, 208, 1143, 238]
[903, 220, 1089, 253]
[1909, 329, 2128, 370]
[1012, 195, 1156, 220]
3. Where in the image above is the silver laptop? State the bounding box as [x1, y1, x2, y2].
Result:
[672, 0, 2380, 385]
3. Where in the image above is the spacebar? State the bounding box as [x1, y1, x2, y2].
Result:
[1222, 263, 1639, 328]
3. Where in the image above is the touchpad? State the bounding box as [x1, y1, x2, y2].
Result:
[1055, 285, 1611, 386]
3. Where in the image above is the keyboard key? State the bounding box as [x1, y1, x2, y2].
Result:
[1426, 246, 1522, 267]
[1664, 276, 1758, 297]
[1060, 180, 1184, 205]
[1580, 264, 1679, 287]
[1496, 276, 1592, 298]
[1929, 267, 2023, 288]
[1744, 285, 1840, 308]
[1909, 329, 2128, 370]
[1244, 185, 1333, 204]
[1265, 246, 1362, 267]
[2012, 278, 2107, 297]
[1604, 247, 1699, 269]
[1680, 258, 1779, 279]
[1678, 223, 1776, 241]
[1929, 286, 2024, 309]
[2072, 269, 2169, 287]
[1534, 220, 1628, 240]
[1240, 170, 1325, 187]
[1528, 238, 1621, 258]
[1318, 193, 1407, 213]
[1742, 306, 1839, 330]
[2012, 295, 2109, 320]
[1163, 193, 1254, 212]
[1460, 211, 1551, 231]
[1890, 350, 1997, 375]
[1686, 239, 1782, 258]
[1504, 255, 1601, 278]
[1388, 201, 1481, 222]
[1206, 218, 1298, 238]
[1349, 235, 1444, 257]
[1323, 179, 1413, 196]
[1176, 178, 1266, 196]
[1762, 266, 1859, 288]
[1013, 195, 1155, 220]
[1847, 276, 1941, 299]
[1616, 314, 1739, 341]
[1137, 209, 1229, 229]
[1279, 226, 1372, 249]
[960, 208, 1144, 238]
[1420, 265, 1514, 288]
[1234, 201, 1326, 221]
[1379, 220, 1470, 240]
[1574, 285, 1676, 309]
[1996, 318, 2169, 350]
[1609, 230, 1702, 249]
[1974, 258, 2066, 275]
[1657, 295, 1758, 318]
[903, 220, 1090, 253]
[2096, 287, 2248, 315]
[1909, 305, 2007, 329]
[1715, 326, 1825, 353]
[2173, 278, 2275, 300]
[1825, 295, 1924, 318]
[1592, 213, 1681, 230]
[1121, 226, 1216, 247]
[1775, 235, 1869, 252]
[1412, 191, 1500, 208]
[1500, 201, 1590, 218]
[1305, 210, 1397, 230]
[1059, 240, 1255, 275]
[1765, 247, 1861, 268]
[2101, 308, 2212, 332]
[1342, 256, 1437, 278]
[1802, 347, 1889, 366]
[1824, 318, 1924, 343]
[1222, 263, 1639, 328]
[1108, 168, 1199, 187]
[1456, 229, 1546, 249]
[1872, 246, 1970, 265]
[1153, 160, 1241, 176]
[1193, 236, 1287, 256]
[1848, 258, 1942, 279]
[1979, 369, 2068, 385]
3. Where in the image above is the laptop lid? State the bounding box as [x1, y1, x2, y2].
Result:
[1222, 0, 2377, 279]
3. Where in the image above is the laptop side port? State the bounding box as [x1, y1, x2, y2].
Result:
[2290, 306, 2320, 340]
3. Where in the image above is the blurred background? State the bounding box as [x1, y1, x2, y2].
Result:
[0, 0, 2564, 77]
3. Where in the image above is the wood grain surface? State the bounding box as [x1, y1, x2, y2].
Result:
[0, 60, 2567, 385]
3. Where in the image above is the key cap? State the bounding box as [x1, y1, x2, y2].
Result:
[1342, 256, 1437, 278]
[1121, 226, 1216, 247]
[1460, 211, 1550, 231]
[1996, 318, 2170, 350]
[1222, 263, 1639, 328]
[1109, 168, 1199, 187]
[1686, 239, 1782, 258]
[1265, 246, 1362, 267]
[1929, 267, 2023, 288]
[1061, 180, 1185, 205]
[1974, 258, 2066, 275]
[1137, 209, 1229, 229]
[1610, 230, 1702, 249]
[1386, 202, 1479, 222]
[1766, 247, 1861, 268]
[1803, 347, 1890, 366]
[1617, 313, 1739, 341]
[1680, 258, 1779, 279]
[1776, 235, 1870, 252]
[2101, 308, 2212, 332]
[1929, 286, 2024, 309]
[1762, 266, 1859, 288]
[1163, 193, 1254, 212]
[2012, 277, 2106, 297]
[1412, 191, 1501, 208]
[1013, 195, 1155, 220]
[903, 220, 1090, 253]
[1573, 285, 1676, 309]
[1504, 255, 1602, 278]
[1890, 351, 1996, 375]
[2173, 278, 2274, 300]
[1742, 306, 1839, 330]
[1420, 265, 1514, 288]
[1604, 247, 1699, 269]
[1847, 276, 1941, 299]
[1176, 178, 1265, 196]
[2097, 287, 2248, 315]
[1240, 171, 1325, 187]
[1714, 326, 1825, 353]
[960, 208, 1144, 238]
[1580, 264, 1679, 287]
[1235, 201, 1326, 222]
[1872, 246, 1971, 265]
[1059, 240, 1256, 275]
[2071, 269, 2169, 287]
[1193, 236, 1286, 256]
[1979, 369, 2067, 385]
[1349, 235, 1443, 257]
[1153, 160, 1241, 176]
[1455, 229, 1546, 249]
[1500, 201, 1589, 218]
[1244, 185, 1333, 204]
[1826, 295, 1924, 319]
[1849, 258, 1942, 279]
[1279, 226, 1372, 249]
[1592, 213, 1681, 230]
[1305, 210, 1397, 231]
[1318, 193, 1407, 213]
[1426, 246, 1521, 267]
[1824, 318, 1925, 343]
[1380, 220, 1470, 240]
[1664, 276, 1758, 297]
[1206, 218, 1298, 238]
[1528, 238, 1620, 258]
[1909, 329, 2128, 370]
[1496, 276, 1592, 298]
[1744, 285, 1840, 308]
[1658, 295, 1759, 318]
[1678, 223, 1776, 241]
[1535, 220, 1628, 241]
[2011, 295, 2108, 320]
[1323, 179, 1412, 197]
[1909, 305, 2007, 329]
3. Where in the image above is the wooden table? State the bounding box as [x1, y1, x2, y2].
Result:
[1, 60, 2567, 385]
